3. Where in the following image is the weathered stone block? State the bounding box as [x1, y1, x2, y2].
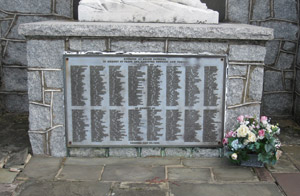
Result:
[69, 38, 106, 51]
[29, 104, 51, 131]
[28, 71, 42, 102]
[56, 0, 73, 18]
[191, 148, 220, 158]
[111, 40, 164, 52]
[295, 96, 300, 125]
[227, 79, 244, 106]
[44, 71, 64, 88]
[283, 42, 296, 52]
[264, 71, 284, 92]
[50, 127, 67, 157]
[165, 148, 192, 157]
[53, 92, 65, 125]
[27, 40, 64, 68]
[225, 105, 261, 131]
[296, 70, 300, 93]
[252, 0, 270, 20]
[284, 79, 293, 91]
[29, 133, 45, 155]
[2, 42, 27, 65]
[261, 21, 298, 40]
[3, 67, 27, 91]
[262, 94, 293, 116]
[109, 148, 137, 157]
[168, 42, 228, 54]
[248, 66, 264, 102]
[265, 41, 280, 65]
[5, 94, 29, 112]
[69, 148, 106, 157]
[274, 0, 298, 21]
[228, 65, 247, 76]
[229, 45, 266, 62]
[275, 53, 294, 70]
[0, 0, 51, 14]
[141, 148, 161, 157]
[227, 0, 249, 23]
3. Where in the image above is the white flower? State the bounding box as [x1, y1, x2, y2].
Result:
[243, 139, 249, 145]
[237, 125, 250, 138]
[248, 132, 257, 142]
[231, 153, 238, 160]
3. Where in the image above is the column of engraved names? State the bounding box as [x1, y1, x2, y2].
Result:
[203, 66, 219, 142]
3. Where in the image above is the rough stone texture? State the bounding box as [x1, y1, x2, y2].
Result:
[29, 104, 51, 130]
[264, 71, 284, 92]
[19, 157, 62, 180]
[29, 133, 45, 155]
[168, 168, 212, 182]
[141, 148, 161, 157]
[44, 71, 63, 88]
[227, 0, 249, 23]
[283, 42, 296, 52]
[274, 0, 298, 21]
[69, 148, 106, 157]
[294, 96, 300, 124]
[0, 0, 51, 14]
[27, 71, 42, 102]
[252, 0, 270, 20]
[78, 0, 219, 24]
[228, 65, 247, 76]
[262, 94, 293, 116]
[229, 45, 266, 62]
[111, 40, 164, 53]
[183, 158, 232, 167]
[266, 154, 299, 173]
[275, 53, 295, 70]
[168, 41, 228, 54]
[27, 40, 65, 68]
[191, 148, 220, 158]
[248, 66, 264, 101]
[56, 0, 73, 17]
[2, 42, 27, 65]
[265, 41, 280, 65]
[53, 92, 65, 125]
[0, 184, 17, 196]
[109, 148, 137, 157]
[213, 167, 259, 182]
[296, 70, 300, 93]
[165, 148, 192, 157]
[69, 38, 106, 51]
[0, 168, 18, 183]
[5, 94, 29, 112]
[2, 67, 27, 91]
[227, 79, 244, 106]
[50, 127, 67, 157]
[19, 22, 274, 41]
[57, 165, 103, 181]
[261, 21, 298, 40]
[225, 105, 261, 131]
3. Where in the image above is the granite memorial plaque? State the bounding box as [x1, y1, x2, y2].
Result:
[65, 54, 226, 147]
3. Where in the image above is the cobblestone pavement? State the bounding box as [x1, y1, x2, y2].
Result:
[0, 116, 300, 196]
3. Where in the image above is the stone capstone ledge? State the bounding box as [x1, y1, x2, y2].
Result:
[19, 21, 274, 40]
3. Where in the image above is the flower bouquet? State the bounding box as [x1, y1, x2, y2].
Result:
[223, 115, 282, 166]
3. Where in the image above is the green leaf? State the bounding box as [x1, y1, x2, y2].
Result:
[265, 144, 273, 153]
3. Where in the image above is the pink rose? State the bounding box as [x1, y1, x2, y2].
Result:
[222, 138, 228, 145]
[237, 115, 244, 122]
[226, 131, 234, 138]
[232, 131, 237, 137]
[258, 129, 265, 138]
[260, 116, 268, 123]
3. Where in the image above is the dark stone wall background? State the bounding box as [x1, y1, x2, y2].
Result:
[0, 0, 299, 124]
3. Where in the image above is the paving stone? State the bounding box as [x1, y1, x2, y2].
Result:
[111, 182, 168, 196]
[111, 40, 164, 53]
[213, 167, 259, 182]
[65, 157, 180, 166]
[101, 165, 165, 182]
[273, 173, 300, 196]
[19, 157, 62, 180]
[0, 184, 17, 196]
[266, 154, 298, 173]
[0, 169, 18, 183]
[57, 165, 103, 181]
[16, 181, 111, 196]
[169, 183, 283, 196]
[168, 168, 212, 182]
[182, 158, 232, 168]
[254, 167, 274, 182]
[5, 148, 28, 168]
[281, 146, 300, 170]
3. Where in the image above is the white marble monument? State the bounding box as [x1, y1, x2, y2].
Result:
[78, 0, 219, 24]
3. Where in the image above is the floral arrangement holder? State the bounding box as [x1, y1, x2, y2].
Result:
[223, 115, 282, 165]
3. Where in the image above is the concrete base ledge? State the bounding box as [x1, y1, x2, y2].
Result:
[19, 21, 273, 40]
